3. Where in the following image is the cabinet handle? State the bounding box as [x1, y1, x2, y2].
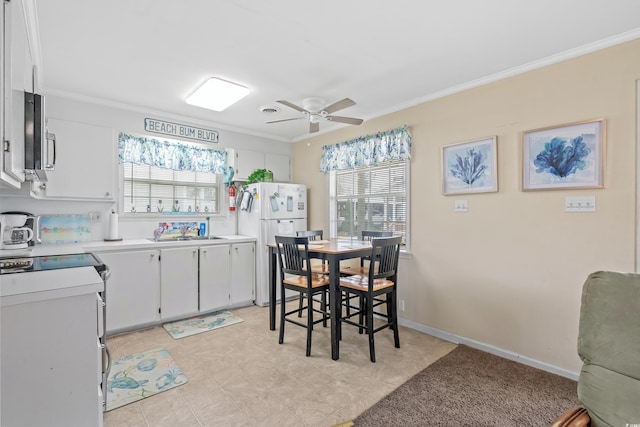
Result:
[105, 192, 110, 197]
[193, 250, 197, 255]
[202, 250, 207, 254]
[150, 254, 155, 259]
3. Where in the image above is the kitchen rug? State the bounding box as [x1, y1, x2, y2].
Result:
[106, 347, 187, 411]
[162, 310, 244, 339]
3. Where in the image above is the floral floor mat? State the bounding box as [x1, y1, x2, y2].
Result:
[106, 348, 187, 411]
[162, 310, 244, 339]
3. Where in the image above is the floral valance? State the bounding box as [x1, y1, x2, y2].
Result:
[118, 132, 227, 173]
[320, 125, 412, 172]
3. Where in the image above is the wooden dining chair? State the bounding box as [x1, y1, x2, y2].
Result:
[340, 230, 393, 276]
[275, 235, 330, 357]
[295, 230, 327, 316]
[338, 236, 402, 362]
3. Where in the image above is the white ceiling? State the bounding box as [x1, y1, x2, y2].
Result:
[33, 0, 640, 142]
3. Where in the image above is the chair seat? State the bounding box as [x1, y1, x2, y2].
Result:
[284, 273, 329, 288]
[339, 274, 394, 291]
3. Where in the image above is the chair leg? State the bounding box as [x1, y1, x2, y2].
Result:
[321, 290, 327, 327]
[306, 292, 313, 357]
[367, 295, 376, 362]
[358, 295, 365, 334]
[390, 291, 400, 349]
[298, 293, 304, 317]
[279, 286, 286, 345]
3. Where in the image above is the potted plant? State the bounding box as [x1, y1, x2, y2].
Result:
[246, 168, 273, 184]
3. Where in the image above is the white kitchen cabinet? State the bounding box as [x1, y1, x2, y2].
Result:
[199, 242, 254, 312]
[230, 242, 255, 305]
[1, 0, 33, 188]
[96, 250, 160, 333]
[199, 244, 231, 312]
[234, 149, 290, 182]
[30, 118, 116, 200]
[160, 247, 199, 319]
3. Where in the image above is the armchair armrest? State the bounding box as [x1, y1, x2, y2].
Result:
[551, 406, 590, 427]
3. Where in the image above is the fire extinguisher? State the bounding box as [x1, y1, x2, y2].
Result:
[229, 185, 236, 212]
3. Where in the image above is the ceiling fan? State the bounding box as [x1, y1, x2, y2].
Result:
[266, 97, 364, 133]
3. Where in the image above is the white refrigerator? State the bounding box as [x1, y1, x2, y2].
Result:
[238, 182, 307, 306]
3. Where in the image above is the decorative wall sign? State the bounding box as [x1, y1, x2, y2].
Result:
[144, 118, 219, 143]
[442, 136, 498, 195]
[522, 118, 605, 191]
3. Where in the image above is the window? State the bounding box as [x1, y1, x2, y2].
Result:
[123, 163, 220, 214]
[329, 160, 409, 246]
[118, 132, 227, 216]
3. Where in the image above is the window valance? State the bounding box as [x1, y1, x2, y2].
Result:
[118, 132, 227, 173]
[319, 125, 412, 172]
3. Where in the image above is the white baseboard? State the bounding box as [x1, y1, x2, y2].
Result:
[398, 317, 579, 381]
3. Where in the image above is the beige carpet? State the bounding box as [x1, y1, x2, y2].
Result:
[354, 345, 579, 426]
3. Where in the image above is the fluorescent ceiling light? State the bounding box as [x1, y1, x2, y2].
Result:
[186, 77, 250, 111]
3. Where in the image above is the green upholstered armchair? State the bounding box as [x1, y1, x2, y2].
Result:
[553, 271, 640, 427]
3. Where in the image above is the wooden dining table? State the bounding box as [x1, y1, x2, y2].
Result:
[267, 238, 374, 360]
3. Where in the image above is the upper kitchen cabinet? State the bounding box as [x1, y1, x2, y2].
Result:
[30, 118, 117, 201]
[1, 0, 36, 188]
[234, 149, 290, 183]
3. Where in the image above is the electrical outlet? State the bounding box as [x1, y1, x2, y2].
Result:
[89, 212, 102, 222]
[565, 196, 596, 212]
[399, 299, 405, 311]
[454, 199, 468, 212]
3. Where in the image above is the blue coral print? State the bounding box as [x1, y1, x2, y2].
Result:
[533, 136, 590, 178]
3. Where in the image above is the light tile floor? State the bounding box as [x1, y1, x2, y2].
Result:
[104, 302, 456, 427]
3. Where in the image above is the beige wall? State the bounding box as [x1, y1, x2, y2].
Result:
[292, 39, 640, 374]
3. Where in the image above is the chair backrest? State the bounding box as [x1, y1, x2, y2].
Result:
[361, 230, 393, 265]
[296, 230, 323, 241]
[361, 230, 392, 241]
[368, 236, 402, 282]
[275, 235, 312, 284]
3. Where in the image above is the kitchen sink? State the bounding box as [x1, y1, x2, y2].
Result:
[147, 236, 224, 242]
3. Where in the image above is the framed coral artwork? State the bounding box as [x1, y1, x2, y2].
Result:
[522, 118, 605, 191]
[442, 136, 498, 195]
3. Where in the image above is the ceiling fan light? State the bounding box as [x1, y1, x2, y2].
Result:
[186, 77, 250, 111]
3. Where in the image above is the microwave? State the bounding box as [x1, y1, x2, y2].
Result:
[24, 91, 54, 181]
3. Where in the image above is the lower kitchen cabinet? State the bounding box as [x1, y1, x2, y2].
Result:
[96, 241, 255, 333]
[199, 245, 231, 312]
[200, 243, 255, 312]
[160, 247, 199, 319]
[230, 243, 255, 305]
[96, 250, 160, 334]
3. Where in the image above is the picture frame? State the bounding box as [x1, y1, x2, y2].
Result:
[442, 136, 498, 195]
[522, 118, 605, 191]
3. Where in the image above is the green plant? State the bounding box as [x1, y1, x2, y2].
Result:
[246, 168, 273, 184]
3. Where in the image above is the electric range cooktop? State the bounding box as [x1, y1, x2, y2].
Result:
[0, 253, 106, 275]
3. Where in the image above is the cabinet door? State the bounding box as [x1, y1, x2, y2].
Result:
[97, 250, 160, 333]
[265, 153, 290, 182]
[34, 118, 116, 200]
[160, 247, 199, 319]
[235, 149, 264, 181]
[199, 244, 231, 312]
[230, 243, 255, 305]
[1, 0, 31, 187]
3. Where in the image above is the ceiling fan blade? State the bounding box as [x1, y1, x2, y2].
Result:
[326, 115, 364, 125]
[276, 100, 307, 113]
[309, 122, 320, 133]
[323, 98, 356, 114]
[266, 117, 306, 124]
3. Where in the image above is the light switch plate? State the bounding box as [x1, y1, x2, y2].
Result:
[454, 199, 468, 212]
[565, 196, 596, 212]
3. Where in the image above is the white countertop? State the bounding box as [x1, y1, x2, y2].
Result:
[1, 235, 257, 257]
